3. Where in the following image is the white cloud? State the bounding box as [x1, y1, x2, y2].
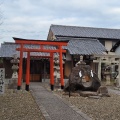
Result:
[1, 0, 120, 45]
[107, 7, 120, 15]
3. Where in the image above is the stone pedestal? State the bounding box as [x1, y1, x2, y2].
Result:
[8, 78, 17, 89]
[105, 72, 111, 85]
[8, 73, 18, 90]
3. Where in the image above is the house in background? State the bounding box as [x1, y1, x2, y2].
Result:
[48, 24, 120, 51]
[47, 24, 120, 77]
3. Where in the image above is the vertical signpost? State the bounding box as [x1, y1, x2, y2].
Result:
[0, 68, 5, 94]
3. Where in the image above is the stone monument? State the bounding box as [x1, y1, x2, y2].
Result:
[64, 56, 101, 92]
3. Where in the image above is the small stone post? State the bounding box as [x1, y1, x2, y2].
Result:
[118, 58, 120, 86]
[98, 57, 101, 80]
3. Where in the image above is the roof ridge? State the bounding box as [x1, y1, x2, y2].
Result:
[2, 42, 16, 45]
[57, 37, 98, 41]
[51, 24, 120, 31]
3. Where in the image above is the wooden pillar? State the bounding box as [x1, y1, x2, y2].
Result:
[59, 46, 64, 89]
[43, 61, 46, 81]
[50, 53, 54, 90]
[25, 52, 30, 91]
[98, 57, 101, 80]
[17, 44, 23, 90]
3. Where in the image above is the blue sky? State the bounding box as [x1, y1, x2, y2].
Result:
[1, 0, 120, 44]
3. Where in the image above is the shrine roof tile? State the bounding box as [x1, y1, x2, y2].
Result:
[0, 42, 56, 58]
[62, 38, 106, 55]
[50, 24, 120, 40]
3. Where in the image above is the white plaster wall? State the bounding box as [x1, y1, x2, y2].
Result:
[105, 41, 112, 51]
[47, 30, 56, 40]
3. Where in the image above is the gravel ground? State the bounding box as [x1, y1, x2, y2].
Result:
[42, 83, 120, 120]
[52, 89, 120, 120]
[0, 87, 45, 120]
[3, 83, 119, 120]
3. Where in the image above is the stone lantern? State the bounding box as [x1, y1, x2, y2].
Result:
[11, 54, 19, 79]
[104, 65, 111, 85]
[8, 54, 19, 89]
[54, 55, 64, 87]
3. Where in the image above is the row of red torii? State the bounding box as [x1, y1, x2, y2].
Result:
[13, 37, 68, 91]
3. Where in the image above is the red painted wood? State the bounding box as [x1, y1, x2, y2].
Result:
[18, 44, 23, 87]
[30, 56, 51, 58]
[59, 46, 64, 87]
[40, 45, 43, 50]
[50, 53, 54, 85]
[14, 38, 68, 90]
[26, 52, 30, 85]
[14, 39, 68, 46]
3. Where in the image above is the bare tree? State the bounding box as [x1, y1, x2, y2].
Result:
[0, 0, 3, 26]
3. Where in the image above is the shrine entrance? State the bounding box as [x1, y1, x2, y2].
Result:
[13, 37, 68, 91]
[22, 59, 50, 82]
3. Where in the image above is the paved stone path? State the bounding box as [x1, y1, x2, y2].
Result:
[30, 83, 91, 120]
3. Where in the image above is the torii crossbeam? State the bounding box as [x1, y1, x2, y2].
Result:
[13, 37, 68, 91]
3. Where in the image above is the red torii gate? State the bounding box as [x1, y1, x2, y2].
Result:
[13, 37, 68, 91]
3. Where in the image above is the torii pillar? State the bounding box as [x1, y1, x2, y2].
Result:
[50, 53, 54, 90]
[17, 44, 23, 90]
[25, 52, 30, 91]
